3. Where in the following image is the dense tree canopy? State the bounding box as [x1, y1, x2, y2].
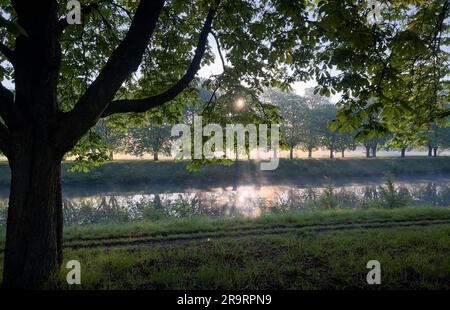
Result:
[318, 0, 450, 141]
[2, 0, 448, 157]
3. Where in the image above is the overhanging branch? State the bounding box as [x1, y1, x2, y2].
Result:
[56, 0, 166, 152]
[438, 109, 450, 119]
[0, 42, 15, 64]
[0, 82, 14, 124]
[210, 30, 226, 71]
[101, 7, 217, 117]
[0, 121, 10, 156]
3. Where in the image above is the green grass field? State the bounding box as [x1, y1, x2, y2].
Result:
[51, 225, 449, 290]
[1, 207, 449, 289]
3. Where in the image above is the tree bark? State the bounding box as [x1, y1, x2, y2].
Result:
[428, 145, 433, 157]
[330, 149, 334, 159]
[365, 146, 371, 158]
[3, 143, 63, 288]
[341, 150, 345, 158]
[2, 1, 64, 288]
[372, 147, 377, 158]
[289, 147, 294, 159]
[153, 151, 159, 161]
[308, 148, 312, 158]
[434, 147, 438, 157]
[401, 148, 406, 157]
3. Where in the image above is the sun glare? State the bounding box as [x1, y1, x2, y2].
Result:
[235, 98, 245, 110]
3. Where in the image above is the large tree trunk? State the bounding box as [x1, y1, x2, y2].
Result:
[434, 147, 438, 157]
[3, 143, 63, 288]
[0, 0, 215, 290]
[153, 151, 159, 161]
[365, 146, 371, 158]
[289, 147, 294, 159]
[341, 150, 345, 158]
[329, 149, 334, 159]
[401, 148, 406, 157]
[308, 148, 312, 158]
[428, 145, 433, 157]
[2, 1, 64, 288]
[372, 147, 377, 158]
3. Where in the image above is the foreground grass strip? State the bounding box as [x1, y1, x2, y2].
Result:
[62, 207, 450, 241]
[63, 218, 450, 249]
[44, 224, 450, 289]
[0, 216, 449, 288]
[1, 207, 449, 252]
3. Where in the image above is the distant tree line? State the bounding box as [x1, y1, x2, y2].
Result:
[93, 88, 450, 161]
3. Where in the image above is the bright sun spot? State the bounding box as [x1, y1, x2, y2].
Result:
[235, 98, 245, 110]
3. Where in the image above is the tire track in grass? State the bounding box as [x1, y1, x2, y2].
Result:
[60, 215, 450, 244]
[63, 218, 450, 250]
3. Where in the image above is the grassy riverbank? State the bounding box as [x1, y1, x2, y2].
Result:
[1, 207, 449, 289]
[52, 224, 448, 289]
[1, 157, 449, 187]
[55, 207, 450, 246]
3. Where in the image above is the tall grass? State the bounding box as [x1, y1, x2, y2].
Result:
[377, 174, 410, 209]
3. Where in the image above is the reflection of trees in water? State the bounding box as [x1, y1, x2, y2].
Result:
[63, 196, 129, 226]
[363, 186, 378, 200]
[154, 194, 162, 210]
[3, 181, 448, 227]
[272, 182, 450, 212]
[411, 182, 448, 206]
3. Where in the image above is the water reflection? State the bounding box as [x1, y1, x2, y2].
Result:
[0, 181, 449, 226]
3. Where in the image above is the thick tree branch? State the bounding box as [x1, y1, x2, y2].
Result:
[438, 109, 450, 119]
[0, 121, 10, 156]
[56, 0, 166, 152]
[211, 30, 226, 71]
[101, 7, 217, 117]
[0, 83, 14, 125]
[0, 42, 15, 64]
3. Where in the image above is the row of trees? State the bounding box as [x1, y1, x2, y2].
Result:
[93, 88, 450, 161]
[268, 89, 450, 159]
[264, 88, 356, 159]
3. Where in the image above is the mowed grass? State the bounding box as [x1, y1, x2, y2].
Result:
[1, 157, 450, 187]
[28, 207, 450, 246]
[67, 207, 450, 244]
[1, 206, 449, 249]
[48, 224, 450, 289]
[0, 207, 450, 289]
